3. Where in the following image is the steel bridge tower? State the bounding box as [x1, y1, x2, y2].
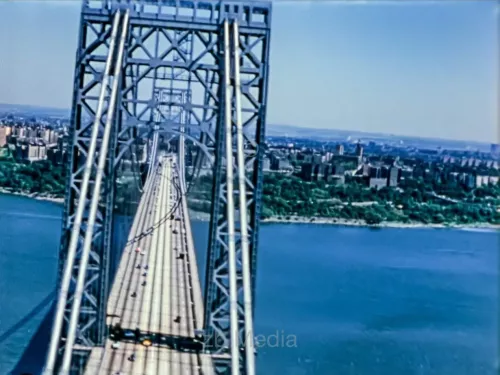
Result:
[49, 0, 271, 374]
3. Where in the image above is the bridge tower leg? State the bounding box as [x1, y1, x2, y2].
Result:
[203, 4, 272, 375]
[57, 2, 121, 349]
[53, 2, 139, 373]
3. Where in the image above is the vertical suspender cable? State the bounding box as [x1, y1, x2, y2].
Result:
[43, 11, 122, 375]
[232, 21, 256, 375]
[147, 109, 160, 182]
[59, 10, 130, 375]
[152, 130, 158, 175]
[179, 99, 186, 193]
[146, 130, 156, 182]
[223, 19, 241, 375]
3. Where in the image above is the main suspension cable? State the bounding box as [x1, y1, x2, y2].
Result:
[59, 10, 130, 374]
[42, 11, 122, 375]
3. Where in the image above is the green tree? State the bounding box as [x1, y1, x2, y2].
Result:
[365, 211, 383, 225]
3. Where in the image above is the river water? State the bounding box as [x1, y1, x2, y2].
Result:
[0, 193, 497, 375]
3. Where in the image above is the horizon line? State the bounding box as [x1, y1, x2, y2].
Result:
[0, 102, 495, 146]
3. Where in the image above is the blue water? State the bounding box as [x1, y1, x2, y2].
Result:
[0, 193, 498, 375]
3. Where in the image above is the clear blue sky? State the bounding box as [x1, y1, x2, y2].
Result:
[0, 0, 497, 142]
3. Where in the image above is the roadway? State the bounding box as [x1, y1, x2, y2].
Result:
[84, 156, 213, 375]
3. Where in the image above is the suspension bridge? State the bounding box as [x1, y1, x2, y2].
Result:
[34, 1, 271, 374]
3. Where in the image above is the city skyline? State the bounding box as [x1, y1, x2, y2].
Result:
[0, 0, 497, 143]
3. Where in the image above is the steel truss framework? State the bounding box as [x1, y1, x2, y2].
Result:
[56, 0, 271, 373]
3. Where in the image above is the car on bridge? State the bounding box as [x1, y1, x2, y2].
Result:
[194, 329, 205, 342]
[173, 337, 204, 353]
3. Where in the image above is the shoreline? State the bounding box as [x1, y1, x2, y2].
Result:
[0, 190, 497, 230]
[188, 209, 499, 230]
[0, 189, 64, 204]
[261, 215, 500, 230]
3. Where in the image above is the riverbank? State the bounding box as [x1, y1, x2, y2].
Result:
[263, 215, 500, 230]
[187, 209, 499, 230]
[0, 189, 64, 204]
[1, 190, 497, 230]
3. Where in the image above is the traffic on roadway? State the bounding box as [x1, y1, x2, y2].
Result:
[84, 156, 213, 375]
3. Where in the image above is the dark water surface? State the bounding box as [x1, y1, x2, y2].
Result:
[0, 193, 497, 375]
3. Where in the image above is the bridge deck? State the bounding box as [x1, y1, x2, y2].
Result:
[84, 156, 213, 375]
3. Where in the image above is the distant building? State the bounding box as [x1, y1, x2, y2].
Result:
[16, 126, 27, 138]
[27, 128, 37, 139]
[313, 163, 329, 181]
[13, 141, 47, 162]
[360, 164, 370, 177]
[57, 135, 66, 151]
[28, 143, 40, 161]
[380, 166, 390, 179]
[270, 156, 291, 172]
[461, 173, 476, 189]
[400, 168, 412, 180]
[355, 143, 363, 158]
[263, 157, 271, 171]
[15, 144, 28, 160]
[335, 144, 344, 156]
[38, 144, 47, 160]
[39, 128, 59, 145]
[476, 175, 500, 187]
[49, 131, 59, 145]
[0, 126, 7, 147]
[388, 166, 400, 187]
[332, 163, 344, 176]
[369, 177, 387, 189]
[41, 129, 51, 143]
[47, 147, 66, 165]
[301, 162, 314, 181]
[491, 143, 499, 155]
[322, 163, 333, 181]
[369, 166, 381, 178]
[331, 155, 360, 166]
[312, 154, 322, 164]
[302, 154, 313, 163]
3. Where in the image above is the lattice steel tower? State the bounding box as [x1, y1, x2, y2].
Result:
[50, 0, 271, 373]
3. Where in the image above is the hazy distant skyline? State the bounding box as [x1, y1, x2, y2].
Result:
[0, 0, 497, 143]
